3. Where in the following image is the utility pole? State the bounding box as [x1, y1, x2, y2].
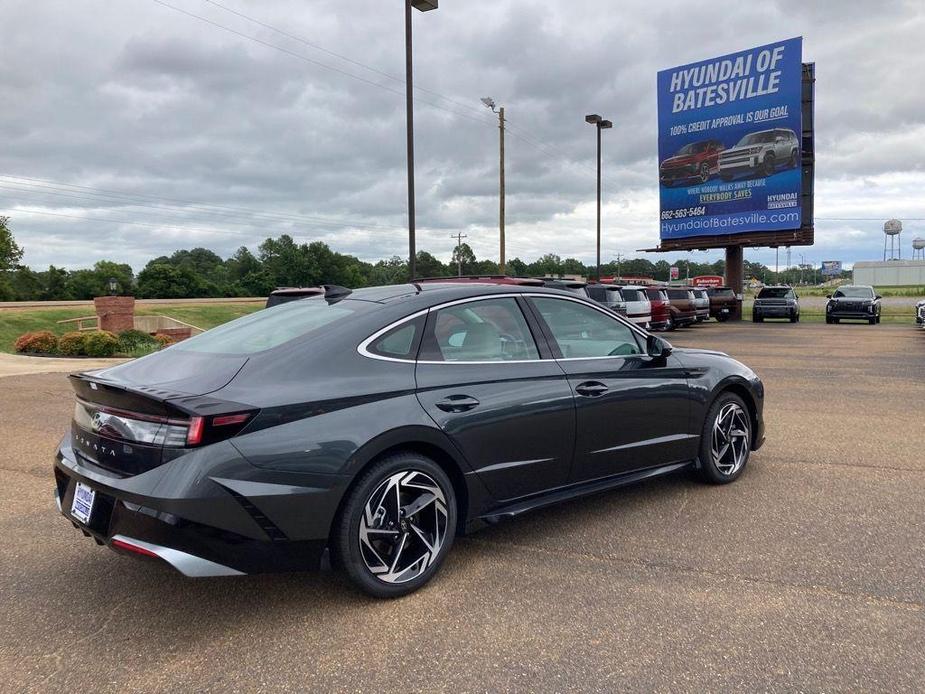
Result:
[451, 232, 468, 277]
[482, 98, 506, 274]
[614, 252, 624, 281]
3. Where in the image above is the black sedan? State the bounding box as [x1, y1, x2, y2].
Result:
[54, 283, 765, 597]
[825, 285, 882, 324]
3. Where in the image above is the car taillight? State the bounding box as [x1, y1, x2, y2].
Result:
[186, 416, 205, 446]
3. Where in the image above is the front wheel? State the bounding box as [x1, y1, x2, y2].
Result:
[697, 393, 752, 484]
[761, 154, 776, 177]
[699, 163, 710, 183]
[869, 317, 876, 325]
[789, 311, 797, 323]
[333, 452, 457, 598]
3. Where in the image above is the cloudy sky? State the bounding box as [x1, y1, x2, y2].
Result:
[1, 0, 924, 273]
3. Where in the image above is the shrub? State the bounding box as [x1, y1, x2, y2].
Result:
[153, 334, 176, 347]
[117, 328, 157, 353]
[82, 331, 120, 357]
[14, 330, 59, 354]
[58, 331, 89, 356]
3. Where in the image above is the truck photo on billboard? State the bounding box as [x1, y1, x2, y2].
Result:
[658, 37, 803, 241]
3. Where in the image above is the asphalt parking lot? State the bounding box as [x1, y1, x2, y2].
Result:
[1, 321, 923, 691]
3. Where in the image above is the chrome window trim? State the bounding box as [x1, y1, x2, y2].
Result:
[357, 292, 651, 365]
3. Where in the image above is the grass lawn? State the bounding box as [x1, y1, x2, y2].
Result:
[0, 302, 264, 353]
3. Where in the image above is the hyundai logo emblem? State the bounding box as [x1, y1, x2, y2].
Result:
[90, 412, 104, 433]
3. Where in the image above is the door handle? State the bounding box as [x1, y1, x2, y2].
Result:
[435, 395, 481, 412]
[575, 381, 609, 397]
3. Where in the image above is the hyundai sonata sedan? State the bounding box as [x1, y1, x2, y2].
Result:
[54, 283, 765, 597]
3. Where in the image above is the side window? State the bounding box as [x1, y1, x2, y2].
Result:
[366, 315, 424, 360]
[532, 298, 642, 359]
[424, 298, 540, 363]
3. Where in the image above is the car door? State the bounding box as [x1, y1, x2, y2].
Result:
[415, 296, 576, 502]
[526, 296, 695, 483]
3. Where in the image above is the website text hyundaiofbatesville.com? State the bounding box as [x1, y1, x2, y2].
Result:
[661, 210, 800, 234]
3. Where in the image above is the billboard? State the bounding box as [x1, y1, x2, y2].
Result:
[670, 266, 680, 280]
[691, 275, 725, 288]
[821, 260, 842, 277]
[658, 38, 803, 242]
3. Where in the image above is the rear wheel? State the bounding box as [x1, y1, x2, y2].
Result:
[333, 452, 456, 598]
[697, 393, 752, 484]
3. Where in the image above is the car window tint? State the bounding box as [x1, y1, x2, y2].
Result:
[532, 298, 641, 359]
[177, 299, 358, 354]
[621, 289, 641, 302]
[367, 315, 424, 360]
[429, 299, 539, 362]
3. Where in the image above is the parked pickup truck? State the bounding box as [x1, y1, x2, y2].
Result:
[706, 286, 738, 322]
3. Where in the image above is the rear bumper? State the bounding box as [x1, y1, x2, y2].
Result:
[53, 436, 345, 576]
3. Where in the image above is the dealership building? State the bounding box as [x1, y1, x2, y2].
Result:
[852, 260, 925, 286]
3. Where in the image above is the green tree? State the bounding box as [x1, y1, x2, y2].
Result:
[450, 243, 477, 275]
[137, 263, 208, 299]
[0, 217, 23, 272]
[367, 256, 408, 286]
[506, 257, 528, 277]
[414, 251, 446, 278]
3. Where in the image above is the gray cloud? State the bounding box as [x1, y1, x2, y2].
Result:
[1, 0, 924, 273]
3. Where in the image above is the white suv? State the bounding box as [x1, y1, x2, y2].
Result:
[718, 128, 799, 180]
[617, 285, 652, 328]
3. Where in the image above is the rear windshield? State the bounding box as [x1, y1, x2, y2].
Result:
[620, 289, 644, 302]
[757, 287, 790, 298]
[645, 288, 667, 301]
[833, 286, 874, 298]
[708, 288, 734, 297]
[666, 289, 691, 299]
[176, 299, 358, 354]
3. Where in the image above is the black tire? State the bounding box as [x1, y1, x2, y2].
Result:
[696, 392, 752, 485]
[789, 311, 797, 323]
[825, 316, 833, 324]
[795, 313, 800, 323]
[333, 451, 457, 598]
[761, 154, 776, 177]
[716, 315, 728, 323]
[752, 313, 762, 323]
[868, 317, 876, 325]
[876, 315, 881, 324]
[666, 316, 676, 331]
[699, 163, 710, 183]
[834, 318, 840, 324]
[789, 149, 798, 168]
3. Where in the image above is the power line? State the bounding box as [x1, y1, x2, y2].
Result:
[0, 174, 407, 231]
[149, 0, 498, 129]
[149, 0, 584, 168]
[0, 206, 408, 240]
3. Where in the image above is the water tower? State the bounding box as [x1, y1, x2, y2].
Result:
[883, 219, 902, 261]
[913, 237, 925, 260]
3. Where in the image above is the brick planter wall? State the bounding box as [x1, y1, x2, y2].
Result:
[155, 327, 193, 342]
[93, 296, 135, 334]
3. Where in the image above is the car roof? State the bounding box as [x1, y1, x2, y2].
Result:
[341, 282, 582, 307]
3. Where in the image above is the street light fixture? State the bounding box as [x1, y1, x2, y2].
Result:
[108, 277, 118, 296]
[405, 0, 438, 281]
[482, 96, 506, 274]
[586, 114, 612, 282]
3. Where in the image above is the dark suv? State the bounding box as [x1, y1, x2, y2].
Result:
[752, 286, 800, 323]
[706, 286, 738, 322]
[663, 288, 697, 329]
[826, 285, 882, 324]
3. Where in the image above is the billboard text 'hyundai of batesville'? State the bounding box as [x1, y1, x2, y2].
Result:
[657, 37, 803, 241]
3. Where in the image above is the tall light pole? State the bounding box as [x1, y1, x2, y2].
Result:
[585, 114, 612, 282]
[405, 0, 438, 280]
[481, 97, 505, 274]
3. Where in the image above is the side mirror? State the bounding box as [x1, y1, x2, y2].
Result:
[825, 294, 832, 299]
[875, 295, 882, 300]
[647, 334, 672, 359]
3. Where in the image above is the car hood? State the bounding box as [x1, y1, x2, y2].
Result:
[830, 296, 873, 302]
[917, 300, 925, 308]
[673, 347, 729, 358]
[661, 154, 698, 167]
[87, 349, 249, 397]
[722, 145, 759, 156]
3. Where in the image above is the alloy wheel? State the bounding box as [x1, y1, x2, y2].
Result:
[358, 470, 448, 584]
[710, 403, 750, 476]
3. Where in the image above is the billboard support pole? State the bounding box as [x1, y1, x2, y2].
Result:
[726, 245, 744, 320]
